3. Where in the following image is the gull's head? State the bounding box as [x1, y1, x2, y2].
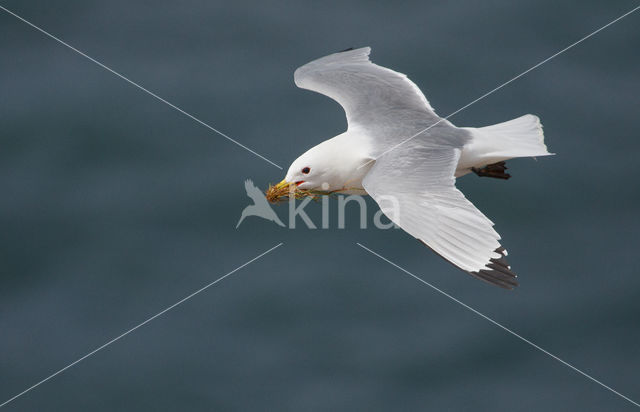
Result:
[265, 135, 372, 203]
[285, 148, 332, 190]
[265, 146, 334, 203]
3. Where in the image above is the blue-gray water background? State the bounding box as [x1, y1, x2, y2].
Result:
[1, 1, 639, 410]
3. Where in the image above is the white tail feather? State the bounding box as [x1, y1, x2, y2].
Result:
[456, 114, 553, 175]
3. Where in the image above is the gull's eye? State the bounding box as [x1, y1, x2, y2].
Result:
[302, 167, 310, 174]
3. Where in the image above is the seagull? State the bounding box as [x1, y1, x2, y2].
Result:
[236, 179, 285, 228]
[270, 47, 552, 289]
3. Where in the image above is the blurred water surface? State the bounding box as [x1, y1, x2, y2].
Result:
[1, 1, 639, 410]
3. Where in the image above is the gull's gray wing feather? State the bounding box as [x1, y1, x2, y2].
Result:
[362, 147, 518, 289]
[294, 47, 470, 154]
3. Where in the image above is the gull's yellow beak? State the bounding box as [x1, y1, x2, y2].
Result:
[266, 178, 326, 204]
[273, 179, 292, 191]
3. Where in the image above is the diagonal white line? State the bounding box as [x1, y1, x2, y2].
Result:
[360, 4, 640, 169]
[0, 4, 283, 170]
[356, 242, 640, 409]
[0, 242, 284, 409]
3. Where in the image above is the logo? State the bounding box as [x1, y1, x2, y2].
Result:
[236, 179, 399, 230]
[236, 179, 285, 228]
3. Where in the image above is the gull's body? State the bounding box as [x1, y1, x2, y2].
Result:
[277, 47, 552, 289]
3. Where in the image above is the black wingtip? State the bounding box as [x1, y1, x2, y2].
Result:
[417, 240, 518, 290]
[338, 47, 354, 53]
[469, 247, 518, 290]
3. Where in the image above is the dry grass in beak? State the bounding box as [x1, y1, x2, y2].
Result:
[265, 182, 328, 203]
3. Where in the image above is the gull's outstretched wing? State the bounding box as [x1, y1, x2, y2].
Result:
[294, 47, 470, 153]
[362, 147, 518, 289]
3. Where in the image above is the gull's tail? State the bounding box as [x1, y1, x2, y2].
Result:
[457, 114, 553, 176]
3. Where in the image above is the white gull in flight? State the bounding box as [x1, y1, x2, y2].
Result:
[270, 47, 552, 289]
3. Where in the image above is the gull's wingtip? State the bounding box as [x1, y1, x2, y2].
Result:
[469, 247, 518, 290]
[294, 46, 372, 87]
[337, 46, 371, 57]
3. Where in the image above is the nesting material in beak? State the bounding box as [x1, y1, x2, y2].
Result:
[265, 179, 327, 203]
